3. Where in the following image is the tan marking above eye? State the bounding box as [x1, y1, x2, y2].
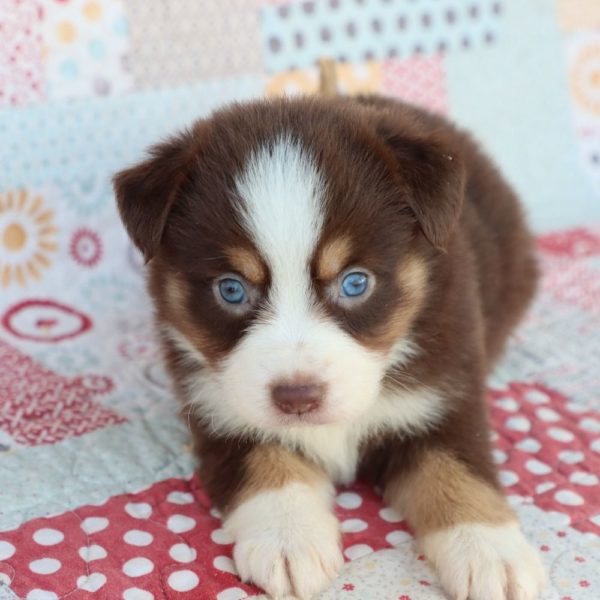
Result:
[227, 247, 266, 285]
[317, 236, 353, 280]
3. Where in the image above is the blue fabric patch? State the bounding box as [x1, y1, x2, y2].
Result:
[260, 0, 503, 72]
[445, 0, 600, 231]
[0, 414, 195, 530]
[0, 75, 263, 190]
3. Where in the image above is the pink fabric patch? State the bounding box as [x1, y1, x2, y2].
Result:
[538, 227, 600, 318]
[0, 340, 125, 446]
[382, 54, 448, 114]
[541, 258, 600, 318]
[538, 227, 600, 258]
[0, 0, 45, 107]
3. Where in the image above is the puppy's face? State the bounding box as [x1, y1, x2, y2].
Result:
[115, 98, 463, 436]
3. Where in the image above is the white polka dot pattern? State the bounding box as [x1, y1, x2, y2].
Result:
[505, 416, 531, 432]
[169, 543, 197, 563]
[167, 491, 194, 505]
[76, 573, 107, 592]
[385, 530, 412, 546]
[555, 490, 585, 506]
[211, 528, 234, 545]
[32, 529, 64, 546]
[213, 555, 237, 575]
[29, 558, 61, 575]
[123, 589, 154, 600]
[123, 530, 153, 547]
[216, 588, 248, 600]
[344, 544, 373, 561]
[341, 518, 368, 533]
[81, 517, 109, 534]
[124, 503, 152, 519]
[0, 541, 16, 560]
[167, 570, 200, 592]
[122, 557, 154, 577]
[378, 508, 402, 523]
[26, 591, 59, 600]
[526, 459, 552, 475]
[336, 492, 363, 509]
[78, 544, 107, 561]
[167, 515, 196, 533]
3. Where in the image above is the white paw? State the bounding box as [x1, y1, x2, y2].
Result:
[422, 522, 546, 600]
[224, 482, 344, 599]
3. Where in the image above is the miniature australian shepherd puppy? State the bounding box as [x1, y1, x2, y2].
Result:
[114, 92, 545, 599]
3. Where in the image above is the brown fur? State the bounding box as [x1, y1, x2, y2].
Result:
[114, 95, 538, 535]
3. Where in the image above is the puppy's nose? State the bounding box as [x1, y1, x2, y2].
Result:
[271, 381, 324, 415]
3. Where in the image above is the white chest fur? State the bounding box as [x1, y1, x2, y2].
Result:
[166, 325, 445, 483]
[273, 386, 446, 483]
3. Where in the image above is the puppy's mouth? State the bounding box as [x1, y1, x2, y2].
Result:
[272, 409, 338, 427]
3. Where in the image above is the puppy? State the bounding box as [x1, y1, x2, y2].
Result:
[114, 93, 545, 599]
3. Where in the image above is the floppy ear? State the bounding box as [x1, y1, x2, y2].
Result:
[113, 129, 199, 262]
[379, 126, 465, 251]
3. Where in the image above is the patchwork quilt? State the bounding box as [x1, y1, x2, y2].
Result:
[1, 1, 600, 599]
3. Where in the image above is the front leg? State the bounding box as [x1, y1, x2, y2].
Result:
[385, 442, 545, 600]
[212, 443, 343, 599]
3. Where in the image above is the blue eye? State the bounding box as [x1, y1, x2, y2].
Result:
[219, 278, 246, 304]
[341, 272, 369, 297]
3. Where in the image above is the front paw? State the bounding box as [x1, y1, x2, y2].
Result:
[422, 522, 546, 600]
[224, 482, 344, 599]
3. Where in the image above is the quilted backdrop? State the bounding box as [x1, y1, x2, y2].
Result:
[1, 1, 600, 599]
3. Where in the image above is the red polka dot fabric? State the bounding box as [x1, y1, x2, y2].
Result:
[490, 381, 600, 533]
[0, 477, 410, 598]
[0, 340, 125, 447]
[1, 371, 599, 599]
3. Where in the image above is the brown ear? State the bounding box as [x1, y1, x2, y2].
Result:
[380, 126, 465, 251]
[113, 128, 199, 261]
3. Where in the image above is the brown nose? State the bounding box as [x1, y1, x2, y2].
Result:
[271, 381, 324, 415]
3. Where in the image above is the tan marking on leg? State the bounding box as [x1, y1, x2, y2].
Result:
[317, 236, 352, 281]
[233, 444, 327, 511]
[385, 449, 514, 536]
[227, 247, 266, 285]
[364, 256, 429, 352]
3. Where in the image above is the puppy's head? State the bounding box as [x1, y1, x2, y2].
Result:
[114, 98, 464, 435]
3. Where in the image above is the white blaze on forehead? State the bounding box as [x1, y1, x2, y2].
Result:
[234, 136, 325, 321]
